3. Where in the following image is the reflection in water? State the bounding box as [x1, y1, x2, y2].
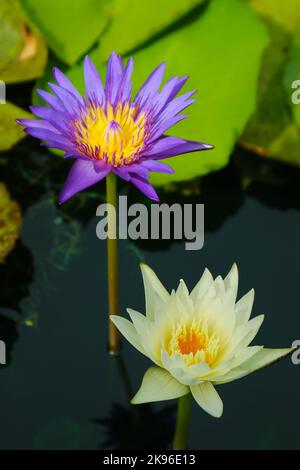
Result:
[95, 403, 175, 450]
[0, 314, 18, 366]
[0, 241, 33, 313]
[234, 148, 300, 211]
[0, 241, 34, 366]
[93, 354, 175, 450]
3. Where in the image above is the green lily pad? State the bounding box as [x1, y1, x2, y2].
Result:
[31, 0, 268, 185]
[249, 0, 300, 34]
[128, 0, 268, 185]
[0, 29, 48, 84]
[0, 101, 31, 151]
[283, 28, 300, 126]
[0, 0, 24, 70]
[241, 1, 300, 166]
[98, 0, 206, 59]
[20, 0, 111, 65]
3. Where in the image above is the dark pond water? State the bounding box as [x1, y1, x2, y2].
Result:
[0, 131, 300, 449]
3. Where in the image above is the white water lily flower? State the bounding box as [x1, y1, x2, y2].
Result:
[110, 264, 292, 418]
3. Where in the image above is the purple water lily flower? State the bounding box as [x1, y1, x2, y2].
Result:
[17, 52, 213, 203]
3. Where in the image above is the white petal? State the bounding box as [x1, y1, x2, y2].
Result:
[176, 278, 189, 297]
[140, 264, 169, 320]
[198, 356, 235, 381]
[127, 308, 150, 335]
[127, 308, 161, 364]
[212, 369, 249, 384]
[211, 346, 263, 383]
[231, 345, 264, 369]
[190, 268, 213, 302]
[214, 347, 293, 384]
[161, 349, 209, 386]
[214, 276, 225, 298]
[229, 314, 264, 353]
[176, 279, 193, 310]
[110, 315, 145, 355]
[224, 263, 239, 301]
[235, 289, 255, 325]
[190, 382, 223, 418]
[239, 347, 293, 373]
[131, 366, 189, 404]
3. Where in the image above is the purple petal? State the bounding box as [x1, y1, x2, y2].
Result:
[112, 166, 131, 181]
[149, 114, 187, 142]
[30, 106, 70, 133]
[156, 91, 196, 123]
[127, 163, 149, 179]
[84, 55, 105, 106]
[139, 160, 174, 174]
[153, 75, 189, 115]
[116, 57, 133, 104]
[133, 62, 166, 110]
[24, 127, 68, 145]
[63, 153, 91, 161]
[165, 76, 189, 103]
[43, 141, 75, 152]
[105, 51, 124, 105]
[144, 136, 213, 160]
[59, 159, 110, 204]
[16, 118, 58, 132]
[36, 89, 64, 111]
[24, 127, 76, 154]
[143, 136, 184, 156]
[129, 174, 159, 202]
[53, 67, 84, 105]
[48, 83, 82, 115]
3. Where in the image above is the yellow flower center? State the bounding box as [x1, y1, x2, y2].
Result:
[72, 102, 147, 166]
[166, 318, 221, 366]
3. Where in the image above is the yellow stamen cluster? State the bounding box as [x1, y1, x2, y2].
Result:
[166, 318, 221, 366]
[72, 102, 147, 166]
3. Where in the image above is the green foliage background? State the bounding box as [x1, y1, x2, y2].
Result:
[1, 0, 300, 186]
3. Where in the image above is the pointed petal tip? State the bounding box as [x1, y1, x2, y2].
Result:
[228, 262, 239, 278]
[108, 50, 119, 62]
[57, 194, 66, 205]
[109, 315, 121, 327]
[214, 407, 223, 418]
[140, 263, 153, 276]
[203, 267, 212, 277]
[130, 395, 141, 405]
[52, 66, 62, 81]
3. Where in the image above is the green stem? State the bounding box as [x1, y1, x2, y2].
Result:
[106, 172, 120, 354]
[172, 393, 192, 450]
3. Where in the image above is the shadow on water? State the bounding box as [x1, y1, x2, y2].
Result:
[0, 241, 34, 366]
[93, 355, 176, 450]
[94, 402, 176, 450]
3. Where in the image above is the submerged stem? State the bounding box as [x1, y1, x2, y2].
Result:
[172, 393, 192, 450]
[106, 172, 120, 354]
